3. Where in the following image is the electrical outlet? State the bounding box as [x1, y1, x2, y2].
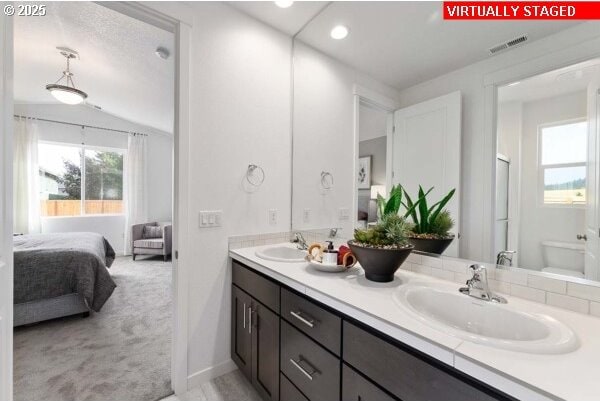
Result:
[268, 209, 277, 225]
[199, 211, 222, 228]
[338, 208, 350, 220]
[303, 208, 311, 223]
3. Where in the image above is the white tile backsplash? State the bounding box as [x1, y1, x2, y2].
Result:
[567, 282, 600, 303]
[590, 302, 600, 318]
[546, 293, 590, 314]
[511, 284, 546, 304]
[527, 274, 567, 294]
[228, 233, 600, 317]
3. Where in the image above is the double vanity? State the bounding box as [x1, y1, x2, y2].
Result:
[230, 243, 600, 401]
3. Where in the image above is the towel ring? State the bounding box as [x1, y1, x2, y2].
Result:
[246, 164, 265, 187]
[321, 171, 334, 190]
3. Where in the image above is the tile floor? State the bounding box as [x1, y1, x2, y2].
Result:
[161, 370, 263, 401]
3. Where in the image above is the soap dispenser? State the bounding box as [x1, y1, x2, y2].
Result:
[322, 241, 338, 266]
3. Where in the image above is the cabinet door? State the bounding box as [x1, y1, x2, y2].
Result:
[252, 301, 280, 401]
[343, 364, 396, 401]
[231, 286, 252, 380]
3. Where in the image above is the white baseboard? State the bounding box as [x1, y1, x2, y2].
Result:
[187, 359, 237, 390]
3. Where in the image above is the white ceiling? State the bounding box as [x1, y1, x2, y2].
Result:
[229, 1, 328, 36]
[499, 58, 600, 104]
[14, 2, 174, 133]
[236, 1, 581, 90]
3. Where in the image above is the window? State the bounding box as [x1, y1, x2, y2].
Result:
[539, 121, 587, 206]
[39, 142, 124, 217]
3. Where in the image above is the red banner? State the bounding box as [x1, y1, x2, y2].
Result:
[443, 2, 600, 19]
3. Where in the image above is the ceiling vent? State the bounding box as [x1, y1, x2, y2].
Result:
[488, 34, 528, 55]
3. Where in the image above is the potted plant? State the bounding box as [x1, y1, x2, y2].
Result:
[348, 186, 417, 282]
[403, 186, 456, 255]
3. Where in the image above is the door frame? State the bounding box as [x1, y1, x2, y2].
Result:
[2, 3, 193, 398]
[0, 12, 14, 401]
[352, 84, 398, 230]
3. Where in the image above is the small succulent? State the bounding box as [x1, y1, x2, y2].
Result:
[353, 186, 416, 248]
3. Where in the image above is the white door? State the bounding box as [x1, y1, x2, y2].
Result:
[0, 14, 14, 401]
[584, 78, 600, 281]
[389, 92, 461, 257]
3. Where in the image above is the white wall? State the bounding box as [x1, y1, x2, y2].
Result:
[14, 103, 173, 252]
[518, 91, 587, 270]
[184, 2, 292, 383]
[396, 22, 600, 262]
[292, 41, 400, 236]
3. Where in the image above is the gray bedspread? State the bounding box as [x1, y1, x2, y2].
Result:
[14, 232, 117, 312]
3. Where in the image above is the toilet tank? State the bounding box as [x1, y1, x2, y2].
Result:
[541, 241, 585, 273]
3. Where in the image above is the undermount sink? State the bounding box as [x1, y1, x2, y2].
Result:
[255, 246, 307, 263]
[393, 284, 578, 354]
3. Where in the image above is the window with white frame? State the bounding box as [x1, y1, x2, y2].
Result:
[38, 142, 124, 216]
[539, 120, 587, 206]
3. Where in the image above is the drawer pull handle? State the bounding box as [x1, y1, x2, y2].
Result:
[243, 302, 246, 329]
[290, 357, 318, 381]
[290, 310, 315, 328]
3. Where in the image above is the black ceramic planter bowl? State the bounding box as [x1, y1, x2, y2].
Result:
[348, 241, 414, 283]
[408, 236, 454, 255]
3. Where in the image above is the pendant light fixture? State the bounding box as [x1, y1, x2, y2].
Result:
[46, 47, 88, 105]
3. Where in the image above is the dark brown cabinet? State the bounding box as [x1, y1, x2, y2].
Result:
[231, 286, 252, 380]
[232, 262, 280, 401]
[231, 260, 515, 401]
[252, 301, 280, 401]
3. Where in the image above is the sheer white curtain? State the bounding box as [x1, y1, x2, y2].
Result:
[13, 118, 41, 234]
[124, 134, 147, 255]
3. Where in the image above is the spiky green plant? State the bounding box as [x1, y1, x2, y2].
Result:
[402, 186, 456, 238]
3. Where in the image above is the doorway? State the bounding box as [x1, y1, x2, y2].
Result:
[1, 3, 190, 401]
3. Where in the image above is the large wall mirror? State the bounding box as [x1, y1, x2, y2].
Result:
[290, 2, 600, 284]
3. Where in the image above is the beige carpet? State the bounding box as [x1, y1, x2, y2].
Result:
[14, 256, 173, 401]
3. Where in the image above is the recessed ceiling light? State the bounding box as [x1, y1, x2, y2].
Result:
[274, 1, 293, 8]
[155, 46, 170, 60]
[330, 25, 349, 40]
[507, 81, 521, 87]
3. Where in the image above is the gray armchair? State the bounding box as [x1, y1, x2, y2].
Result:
[132, 222, 172, 261]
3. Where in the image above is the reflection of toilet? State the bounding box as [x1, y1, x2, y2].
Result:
[541, 241, 585, 278]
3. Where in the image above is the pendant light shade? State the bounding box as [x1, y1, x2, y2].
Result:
[46, 48, 88, 105]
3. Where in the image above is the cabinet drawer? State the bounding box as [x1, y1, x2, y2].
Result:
[342, 364, 396, 401]
[281, 288, 341, 355]
[232, 261, 280, 313]
[281, 320, 340, 401]
[280, 373, 308, 401]
[343, 321, 505, 401]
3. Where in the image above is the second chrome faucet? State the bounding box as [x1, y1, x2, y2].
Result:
[459, 264, 507, 304]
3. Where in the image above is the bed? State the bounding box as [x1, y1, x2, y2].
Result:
[13, 232, 117, 326]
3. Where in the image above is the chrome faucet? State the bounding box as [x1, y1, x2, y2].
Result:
[329, 228, 341, 238]
[291, 232, 308, 250]
[459, 264, 507, 303]
[496, 250, 516, 267]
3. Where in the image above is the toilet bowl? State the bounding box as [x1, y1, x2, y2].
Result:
[541, 241, 585, 278]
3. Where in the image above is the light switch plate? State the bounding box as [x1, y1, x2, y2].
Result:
[338, 208, 350, 220]
[268, 209, 277, 225]
[199, 210, 222, 228]
[303, 208, 311, 223]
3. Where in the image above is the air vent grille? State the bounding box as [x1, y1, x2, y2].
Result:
[489, 34, 528, 55]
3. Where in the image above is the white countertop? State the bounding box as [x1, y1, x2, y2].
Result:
[230, 243, 600, 401]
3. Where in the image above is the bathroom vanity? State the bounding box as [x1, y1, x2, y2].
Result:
[230, 243, 600, 401]
[231, 258, 512, 401]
